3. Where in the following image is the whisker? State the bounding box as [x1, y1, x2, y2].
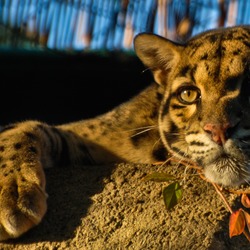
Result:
[131, 127, 156, 138]
[242, 175, 250, 183]
[244, 178, 250, 186]
[117, 125, 158, 133]
[125, 125, 157, 132]
[240, 172, 250, 185]
[152, 137, 162, 151]
[169, 149, 189, 168]
[142, 68, 151, 74]
[129, 124, 186, 138]
[239, 167, 250, 175]
[155, 157, 172, 168]
[240, 139, 250, 144]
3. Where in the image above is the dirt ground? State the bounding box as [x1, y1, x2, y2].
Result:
[0, 162, 249, 250]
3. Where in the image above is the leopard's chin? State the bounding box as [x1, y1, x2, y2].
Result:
[203, 155, 250, 187]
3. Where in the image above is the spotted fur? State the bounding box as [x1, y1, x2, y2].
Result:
[134, 25, 250, 187]
[0, 25, 250, 240]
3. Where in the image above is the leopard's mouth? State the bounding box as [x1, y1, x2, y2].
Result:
[193, 139, 250, 187]
[203, 153, 250, 187]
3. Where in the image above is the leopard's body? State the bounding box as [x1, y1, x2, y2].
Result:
[1, 25, 250, 240]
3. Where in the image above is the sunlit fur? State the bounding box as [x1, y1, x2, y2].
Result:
[135, 25, 250, 187]
[1, 26, 250, 241]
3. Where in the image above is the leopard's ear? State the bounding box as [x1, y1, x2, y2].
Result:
[134, 33, 183, 85]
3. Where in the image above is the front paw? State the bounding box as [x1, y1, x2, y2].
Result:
[0, 165, 48, 241]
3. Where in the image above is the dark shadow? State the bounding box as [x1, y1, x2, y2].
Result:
[0, 49, 151, 243]
[0, 49, 153, 126]
[208, 197, 250, 249]
[7, 163, 116, 243]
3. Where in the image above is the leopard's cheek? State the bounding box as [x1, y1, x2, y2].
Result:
[158, 104, 196, 159]
[170, 104, 197, 126]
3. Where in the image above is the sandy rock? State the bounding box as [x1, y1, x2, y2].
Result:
[0, 163, 249, 250]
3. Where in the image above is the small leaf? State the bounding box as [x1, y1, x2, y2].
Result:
[241, 194, 250, 208]
[162, 182, 183, 210]
[144, 172, 176, 182]
[243, 210, 250, 233]
[229, 208, 246, 238]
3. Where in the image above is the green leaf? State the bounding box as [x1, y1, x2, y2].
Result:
[163, 182, 183, 210]
[144, 172, 176, 182]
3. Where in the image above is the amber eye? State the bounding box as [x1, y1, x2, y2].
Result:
[177, 87, 201, 104]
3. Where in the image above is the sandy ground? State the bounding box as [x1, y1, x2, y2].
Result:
[0, 162, 249, 250]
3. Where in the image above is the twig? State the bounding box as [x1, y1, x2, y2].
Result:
[224, 188, 250, 195]
[157, 155, 250, 242]
[211, 182, 233, 214]
[211, 181, 250, 242]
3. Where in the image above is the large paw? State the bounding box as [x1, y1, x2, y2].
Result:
[0, 162, 47, 241]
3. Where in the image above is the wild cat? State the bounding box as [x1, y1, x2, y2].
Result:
[0, 25, 250, 240]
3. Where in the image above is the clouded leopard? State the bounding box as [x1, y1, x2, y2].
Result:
[0, 25, 250, 240]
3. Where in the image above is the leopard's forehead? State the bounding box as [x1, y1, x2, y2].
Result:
[177, 26, 250, 88]
[186, 25, 250, 58]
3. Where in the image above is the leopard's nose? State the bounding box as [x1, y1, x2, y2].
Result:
[203, 123, 231, 145]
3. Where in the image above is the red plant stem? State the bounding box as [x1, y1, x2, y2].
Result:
[161, 155, 250, 241]
[211, 182, 233, 214]
[211, 182, 250, 242]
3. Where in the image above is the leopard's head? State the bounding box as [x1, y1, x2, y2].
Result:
[134, 25, 250, 187]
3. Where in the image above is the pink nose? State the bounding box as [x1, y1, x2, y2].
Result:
[203, 123, 230, 145]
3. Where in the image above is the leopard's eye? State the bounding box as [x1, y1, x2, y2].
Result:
[177, 87, 201, 104]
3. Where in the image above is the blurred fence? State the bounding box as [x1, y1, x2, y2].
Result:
[0, 0, 250, 51]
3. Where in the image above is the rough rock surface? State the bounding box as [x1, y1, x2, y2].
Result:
[0, 163, 249, 250]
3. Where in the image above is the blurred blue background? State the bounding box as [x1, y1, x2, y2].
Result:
[1, 0, 250, 51]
